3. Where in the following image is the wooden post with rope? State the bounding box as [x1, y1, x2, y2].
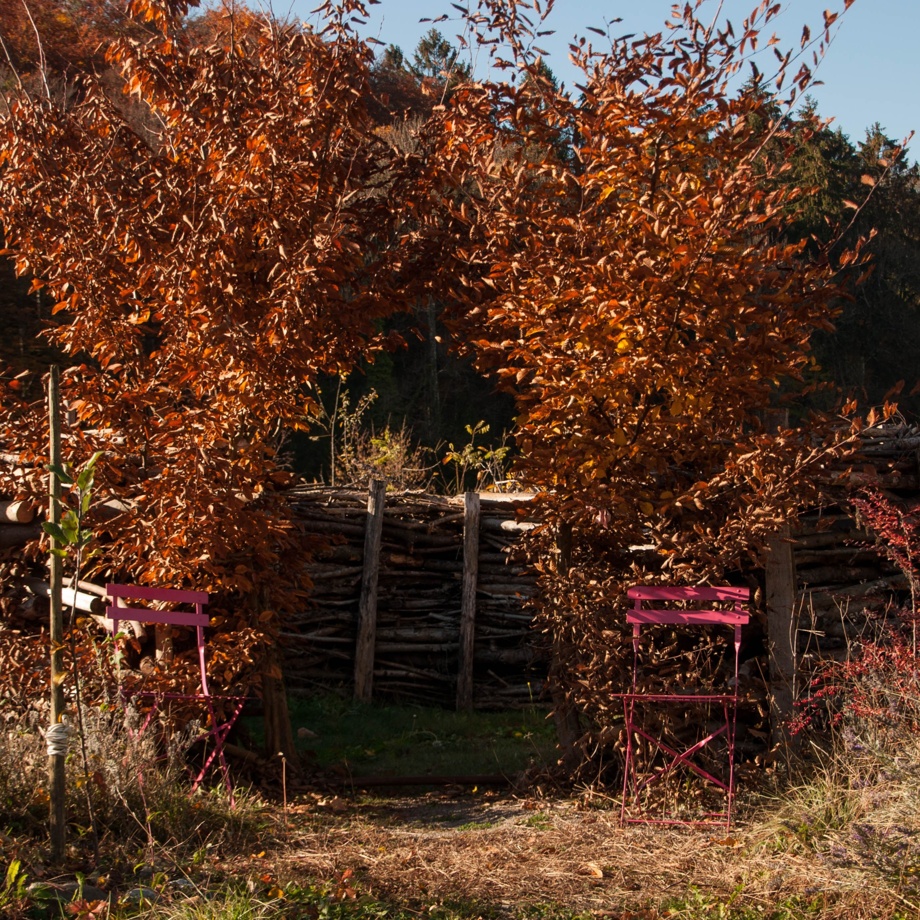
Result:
[48, 366, 66, 862]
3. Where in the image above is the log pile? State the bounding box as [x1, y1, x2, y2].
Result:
[283, 485, 541, 709]
[794, 510, 906, 656]
[0, 498, 115, 628]
[793, 421, 920, 664]
[0, 498, 49, 627]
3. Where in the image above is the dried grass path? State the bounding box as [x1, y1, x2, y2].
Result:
[271, 791, 888, 918]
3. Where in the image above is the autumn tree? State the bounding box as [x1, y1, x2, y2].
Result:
[418, 0, 865, 767]
[0, 0, 441, 755]
[0, 0, 139, 78]
[0, 0, 877, 779]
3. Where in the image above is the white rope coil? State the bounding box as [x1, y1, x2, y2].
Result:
[45, 721, 73, 758]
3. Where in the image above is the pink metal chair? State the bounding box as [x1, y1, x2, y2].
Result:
[617, 585, 750, 828]
[106, 584, 247, 799]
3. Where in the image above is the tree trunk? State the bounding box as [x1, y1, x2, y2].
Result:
[551, 520, 583, 774]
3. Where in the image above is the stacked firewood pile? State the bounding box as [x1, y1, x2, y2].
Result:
[794, 422, 919, 662]
[0, 498, 48, 628]
[283, 486, 541, 709]
[0, 495, 109, 714]
[795, 509, 906, 655]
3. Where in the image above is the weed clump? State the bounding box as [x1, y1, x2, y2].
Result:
[773, 489, 920, 910]
[0, 705, 267, 864]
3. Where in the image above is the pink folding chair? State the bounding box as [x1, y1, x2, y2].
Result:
[616, 586, 750, 828]
[106, 584, 247, 799]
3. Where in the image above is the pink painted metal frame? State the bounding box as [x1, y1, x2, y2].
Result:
[106, 584, 246, 800]
[617, 585, 750, 828]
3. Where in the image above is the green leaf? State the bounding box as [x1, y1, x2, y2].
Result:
[4, 858, 23, 896]
[61, 510, 80, 544]
[46, 463, 73, 486]
[41, 521, 67, 544]
[76, 465, 95, 493]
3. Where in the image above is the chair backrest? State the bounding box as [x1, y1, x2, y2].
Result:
[626, 586, 749, 627]
[106, 584, 210, 693]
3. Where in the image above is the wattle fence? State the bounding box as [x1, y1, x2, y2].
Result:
[281, 484, 543, 709]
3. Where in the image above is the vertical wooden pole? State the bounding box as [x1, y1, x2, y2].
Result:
[766, 528, 798, 751]
[48, 366, 66, 862]
[354, 478, 385, 703]
[456, 491, 480, 711]
[551, 520, 582, 773]
[762, 409, 799, 754]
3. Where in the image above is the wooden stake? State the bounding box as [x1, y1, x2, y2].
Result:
[456, 491, 480, 711]
[354, 478, 385, 703]
[766, 527, 799, 753]
[47, 366, 66, 863]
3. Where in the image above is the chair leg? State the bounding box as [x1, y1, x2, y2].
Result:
[618, 697, 737, 826]
[620, 696, 635, 825]
[191, 697, 247, 806]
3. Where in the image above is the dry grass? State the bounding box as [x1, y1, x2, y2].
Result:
[2, 700, 920, 918]
[268, 775, 918, 920]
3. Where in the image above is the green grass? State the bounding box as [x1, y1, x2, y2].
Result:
[276, 695, 557, 778]
[518, 812, 552, 830]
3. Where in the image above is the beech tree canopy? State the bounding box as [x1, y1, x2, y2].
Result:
[0, 0, 910, 762]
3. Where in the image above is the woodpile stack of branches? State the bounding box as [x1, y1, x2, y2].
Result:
[0, 485, 56, 716]
[0, 445, 257, 720]
[0, 454, 118, 716]
[794, 420, 920, 666]
[283, 485, 541, 709]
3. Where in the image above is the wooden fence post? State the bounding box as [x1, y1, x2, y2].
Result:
[47, 366, 66, 862]
[766, 527, 799, 753]
[354, 478, 385, 703]
[456, 491, 480, 711]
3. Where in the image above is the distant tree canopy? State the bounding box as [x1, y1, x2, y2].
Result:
[410, 27, 470, 84]
[0, 0, 138, 76]
[785, 116, 920, 409]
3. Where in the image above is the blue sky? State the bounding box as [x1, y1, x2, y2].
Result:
[268, 0, 919, 152]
